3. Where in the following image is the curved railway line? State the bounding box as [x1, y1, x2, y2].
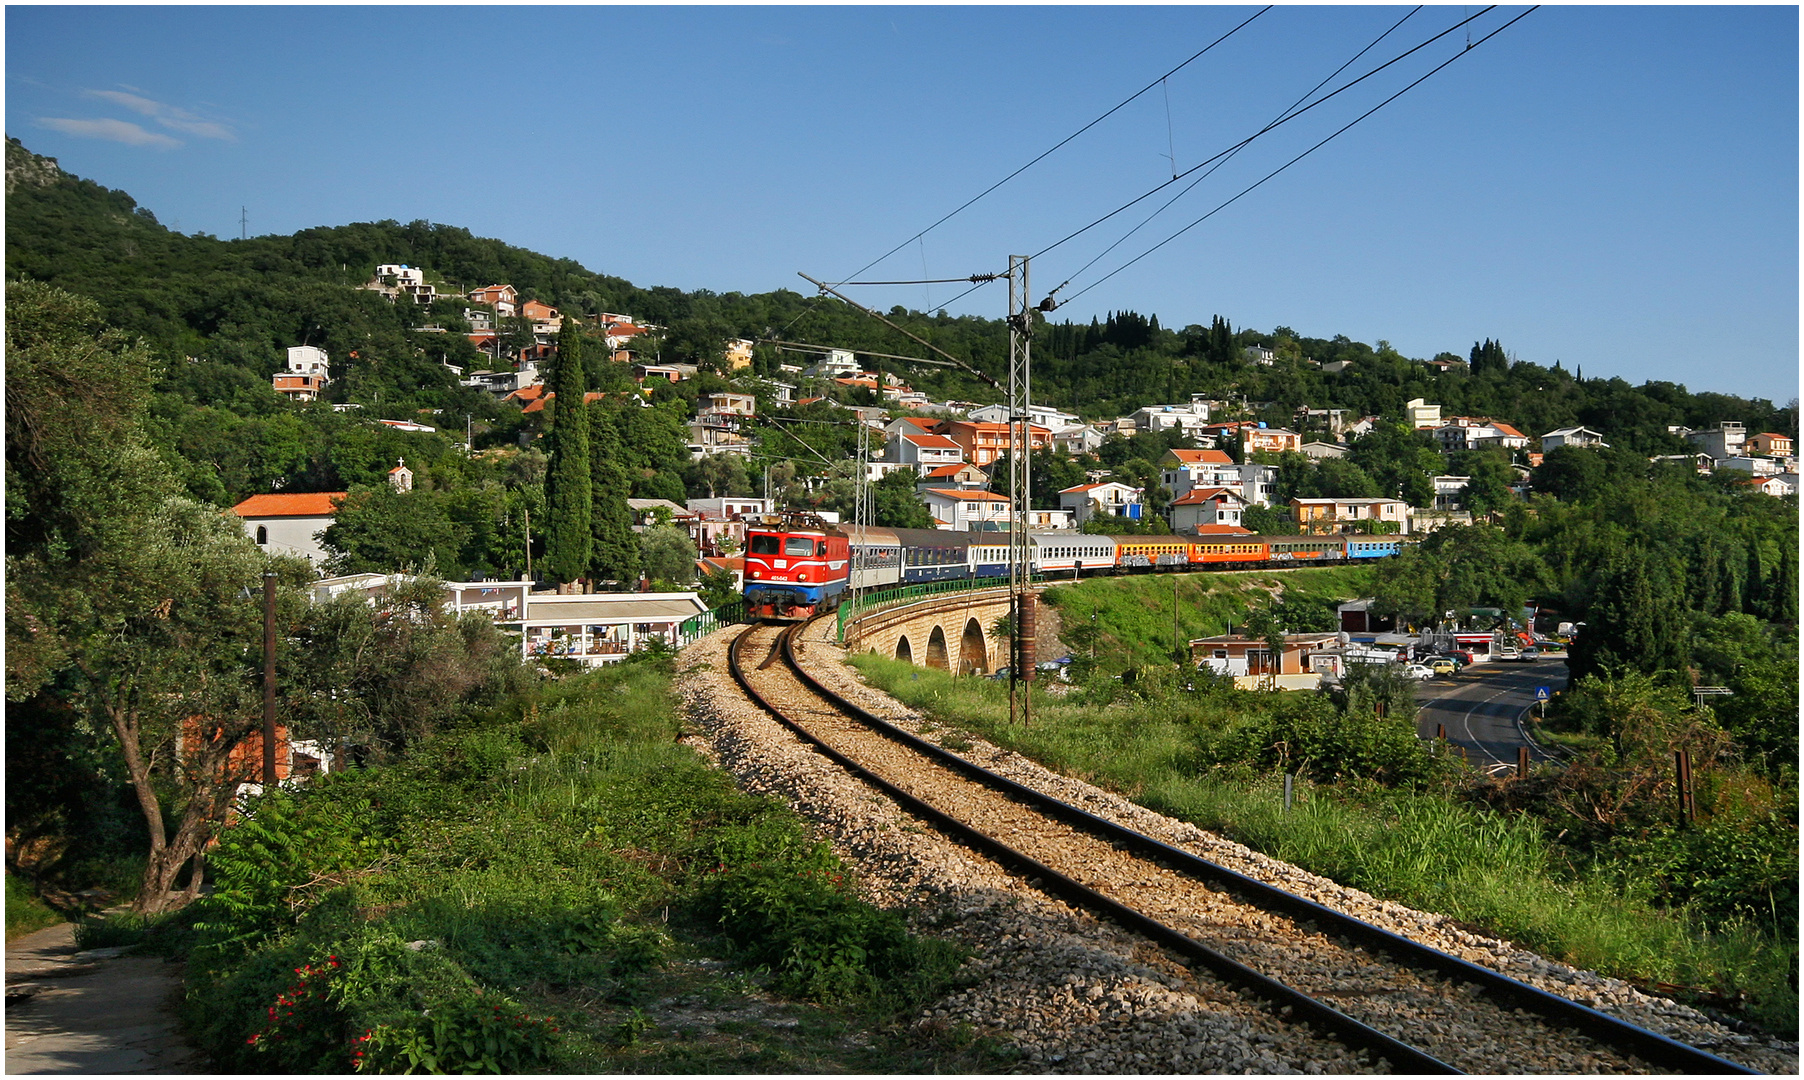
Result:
[725, 617, 1761, 1075]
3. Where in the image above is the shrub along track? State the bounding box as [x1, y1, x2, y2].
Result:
[726, 617, 1763, 1075]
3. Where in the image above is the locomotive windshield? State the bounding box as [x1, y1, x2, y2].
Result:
[749, 535, 780, 555]
[784, 537, 818, 556]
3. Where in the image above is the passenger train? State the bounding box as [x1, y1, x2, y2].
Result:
[742, 512, 1406, 621]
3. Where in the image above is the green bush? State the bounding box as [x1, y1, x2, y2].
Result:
[1196, 694, 1447, 788]
[1602, 813, 1799, 926]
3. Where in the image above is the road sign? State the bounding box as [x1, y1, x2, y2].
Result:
[1534, 686, 1551, 701]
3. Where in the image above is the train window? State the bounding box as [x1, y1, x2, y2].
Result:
[784, 537, 816, 556]
[750, 535, 780, 555]
[816, 541, 828, 556]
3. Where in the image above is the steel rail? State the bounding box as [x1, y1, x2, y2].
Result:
[728, 621, 1456, 1074]
[746, 618, 1761, 1076]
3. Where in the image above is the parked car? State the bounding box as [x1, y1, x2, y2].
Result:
[1428, 658, 1458, 676]
[1447, 649, 1476, 666]
[1516, 646, 1540, 661]
[1401, 664, 1435, 680]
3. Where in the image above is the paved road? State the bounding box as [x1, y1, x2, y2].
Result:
[1413, 658, 1569, 775]
[5, 921, 200, 1074]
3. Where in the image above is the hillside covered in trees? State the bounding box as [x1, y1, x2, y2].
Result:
[8, 137, 1795, 487]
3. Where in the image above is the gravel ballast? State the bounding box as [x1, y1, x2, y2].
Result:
[675, 621, 1797, 1074]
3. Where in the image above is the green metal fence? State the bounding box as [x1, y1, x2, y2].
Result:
[676, 600, 747, 646]
[835, 576, 1035, 643]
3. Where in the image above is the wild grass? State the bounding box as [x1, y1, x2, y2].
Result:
[6, 873, 65, 940]
[849, 654, 1799, 1036]
[1040, 566, 1375, 671]
[170, 657, 977, 1073]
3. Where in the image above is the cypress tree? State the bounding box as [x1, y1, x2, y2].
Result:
[542, 319, 592, 585]
[587, 401, 641, 584]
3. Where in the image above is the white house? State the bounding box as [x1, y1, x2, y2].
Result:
[1541, 426, 1610, 454]
[1052, 423, 1105, 455]
[687, 496, 774, 519]
[1131, 395, 1213, 438]
[1057, 482, 1145, 526]
[1687, 422, 1746, 459]
[274, 345, 331, 402]
[1433, 418, 1529, 452]
[919, 488, 1013, 531]
[233, 491, 346, 566]
[1160, 448, 1237, 499]
[803, 349, 861, 378]
[1404, 398, 1442, 430]
[967, 402, 1079, 430]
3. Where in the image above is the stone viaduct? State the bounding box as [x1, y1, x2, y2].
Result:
[839, 587, 1021, 675]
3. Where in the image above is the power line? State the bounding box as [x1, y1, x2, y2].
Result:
[829, 6, 1273, 290]
[1060, 6, 1540, 307]
[1034, 6, 1491, 277]
[1042, 6, 1424, 302]
[907, 6, 1488, 318]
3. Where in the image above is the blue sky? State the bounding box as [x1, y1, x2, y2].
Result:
[8, 5, 1798, 403]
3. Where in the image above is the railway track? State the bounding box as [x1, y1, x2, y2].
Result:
[726, 618, 1760, 1075]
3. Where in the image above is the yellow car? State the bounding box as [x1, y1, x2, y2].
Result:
[1428, 658, 1458, 676]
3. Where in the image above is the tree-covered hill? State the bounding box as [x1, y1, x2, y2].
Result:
[6, 136, 1795, 486]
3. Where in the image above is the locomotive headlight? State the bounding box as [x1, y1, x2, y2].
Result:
[797, 571, 808, 581]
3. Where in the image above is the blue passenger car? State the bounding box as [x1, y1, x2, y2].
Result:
[1346, 537, 1405, 560]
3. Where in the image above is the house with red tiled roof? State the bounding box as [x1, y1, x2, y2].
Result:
[917, 463, 988, 489]
[1746, 432, 1794, 458]
[1738, 475, 1795, 497]
[885, 431, 964, 474]
[520, 299, 562, 337]
[232, 492, 346, 566]
[604, 323, 650, 361]
[1168, 486, 1246, 531]
[884, 415, 944, 439]
[468, 284, 518, 317]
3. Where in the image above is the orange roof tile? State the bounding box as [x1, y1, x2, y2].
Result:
[1170, 486, 1246, 506]
[232, 492, 346, 518]
[1166, 448, 1233, 465]
[902, 433, 961, 450]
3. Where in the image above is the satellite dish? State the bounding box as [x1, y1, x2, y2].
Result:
[1337, 631, 1350, 646]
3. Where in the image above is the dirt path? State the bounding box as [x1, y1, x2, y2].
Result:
[5, 921, 202, 1073]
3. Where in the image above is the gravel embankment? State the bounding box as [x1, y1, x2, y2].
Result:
[676, 621, 1797, 1074]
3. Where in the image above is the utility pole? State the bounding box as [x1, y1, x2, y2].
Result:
[262, 571, 278, 787]
[849, 423, 872, 648]
[240, 206, 249, 241]
[523, 504, 532, 582]
[1006, 255, 1035, 727]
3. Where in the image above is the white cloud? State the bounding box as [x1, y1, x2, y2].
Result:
[37, 117, 181, 148]
[85, 88, 235, 141]
[87, 89, 163, 116]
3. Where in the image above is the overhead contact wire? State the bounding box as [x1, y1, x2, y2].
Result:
[1044, 6, 1423, 299]
[1032, 5, 1492, 271]
[1061, 6, 1540, 306]
[828, 5, 1273, 290]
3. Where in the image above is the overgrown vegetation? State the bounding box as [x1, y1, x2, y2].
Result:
[849, 561, 1798, 1036]
[80, 658, 975, 1072]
